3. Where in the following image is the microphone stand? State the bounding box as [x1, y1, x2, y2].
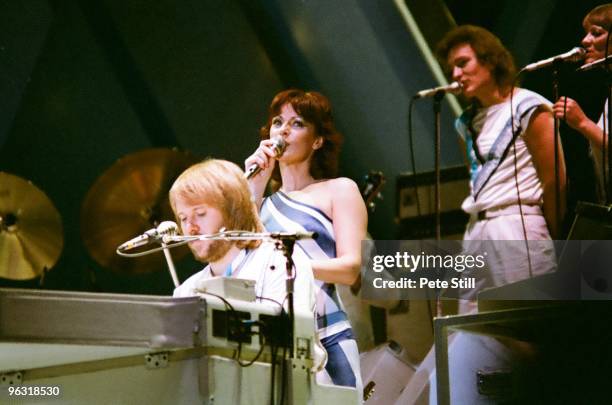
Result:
[270, 234, 297, 358]
[268, 232, 313, 405]
[433, 90, 444, 317]
[552, 60, 562, 236]
[433, 91, 444, 242]
[605, 27, 612, 205]
[607, 63, 612, 205]
[161, 241, 180, 288]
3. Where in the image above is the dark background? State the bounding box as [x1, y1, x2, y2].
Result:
[0, 0, 607, 294]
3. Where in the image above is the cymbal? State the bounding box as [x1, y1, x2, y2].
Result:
[81, 148, 198, 275]
[0, 172, 64, 280]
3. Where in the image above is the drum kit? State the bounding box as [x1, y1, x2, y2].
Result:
[0, 148, 198, 283]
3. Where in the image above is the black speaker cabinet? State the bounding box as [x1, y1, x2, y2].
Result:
[396, 166, 469, 239]
[566, 201, 612, 240]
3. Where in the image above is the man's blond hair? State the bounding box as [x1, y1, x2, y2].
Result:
[169, 159, 263, 250]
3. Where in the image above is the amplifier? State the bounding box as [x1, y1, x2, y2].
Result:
[396, 166, 470, 239]
[567, 201, 612, 240]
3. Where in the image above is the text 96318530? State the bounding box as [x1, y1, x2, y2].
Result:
[5, 385, 61, 399]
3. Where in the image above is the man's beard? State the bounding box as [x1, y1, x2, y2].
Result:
[191, 239, 233, 264]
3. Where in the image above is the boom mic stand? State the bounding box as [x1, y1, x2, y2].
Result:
[269, 234, 298, 358]
[552, 60, 563, 233]
[517, 60, 564, 237]
[432, 91, 445, 317]
[161, 241, 180, 288]
[433, 91, 444, 242]
[412, 90, 447, 317]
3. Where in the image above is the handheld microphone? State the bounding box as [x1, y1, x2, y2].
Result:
[118, 221, 178, 251]
[413, 82, 462, 99]
[521, 47, 585, 72]
[245, 138, 286, 180]
[577, 54, 612, 72]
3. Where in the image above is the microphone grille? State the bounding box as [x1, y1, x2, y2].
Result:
[272, 137, 286, 157]
[450, 81, 463, 93]
[571, 47, 586, 62]
[157, 221, 178, 235]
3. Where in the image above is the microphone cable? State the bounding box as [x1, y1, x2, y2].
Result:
[198, 290, 265, 367]
[603, 28, 611, 203]
[409, 96, 440, 334]
[279, 294, 290, 405]
[116, 240, 188, 257]
[407, 97, 423, 219]
[255, 296, 286, 405]
[509, 73, 534, 278]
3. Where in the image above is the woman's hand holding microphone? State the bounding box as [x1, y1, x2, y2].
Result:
[244, 138, 286, 205]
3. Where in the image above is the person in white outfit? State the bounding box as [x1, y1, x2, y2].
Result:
[414, 26, 568, 404]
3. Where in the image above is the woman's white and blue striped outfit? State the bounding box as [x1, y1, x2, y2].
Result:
[261, 191, 363, 390]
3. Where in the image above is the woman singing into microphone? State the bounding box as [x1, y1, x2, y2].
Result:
[553, 4, 612, 202]
[245, 89, 365, 391]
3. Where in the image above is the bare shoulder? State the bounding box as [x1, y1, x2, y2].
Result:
[326, 178, 367, 227]
[297, 178, 363, 217]
[324, 177, 360, 194]
[305, 177, 360, 196]
[326, 178, 365, 212]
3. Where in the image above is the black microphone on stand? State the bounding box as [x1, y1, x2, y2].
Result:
[245, 138, 286, 180]
[520, 47, 586, 72]
[413, 81, 462, 99]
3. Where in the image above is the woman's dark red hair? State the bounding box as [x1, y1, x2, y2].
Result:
[260, 89, 343, 182]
